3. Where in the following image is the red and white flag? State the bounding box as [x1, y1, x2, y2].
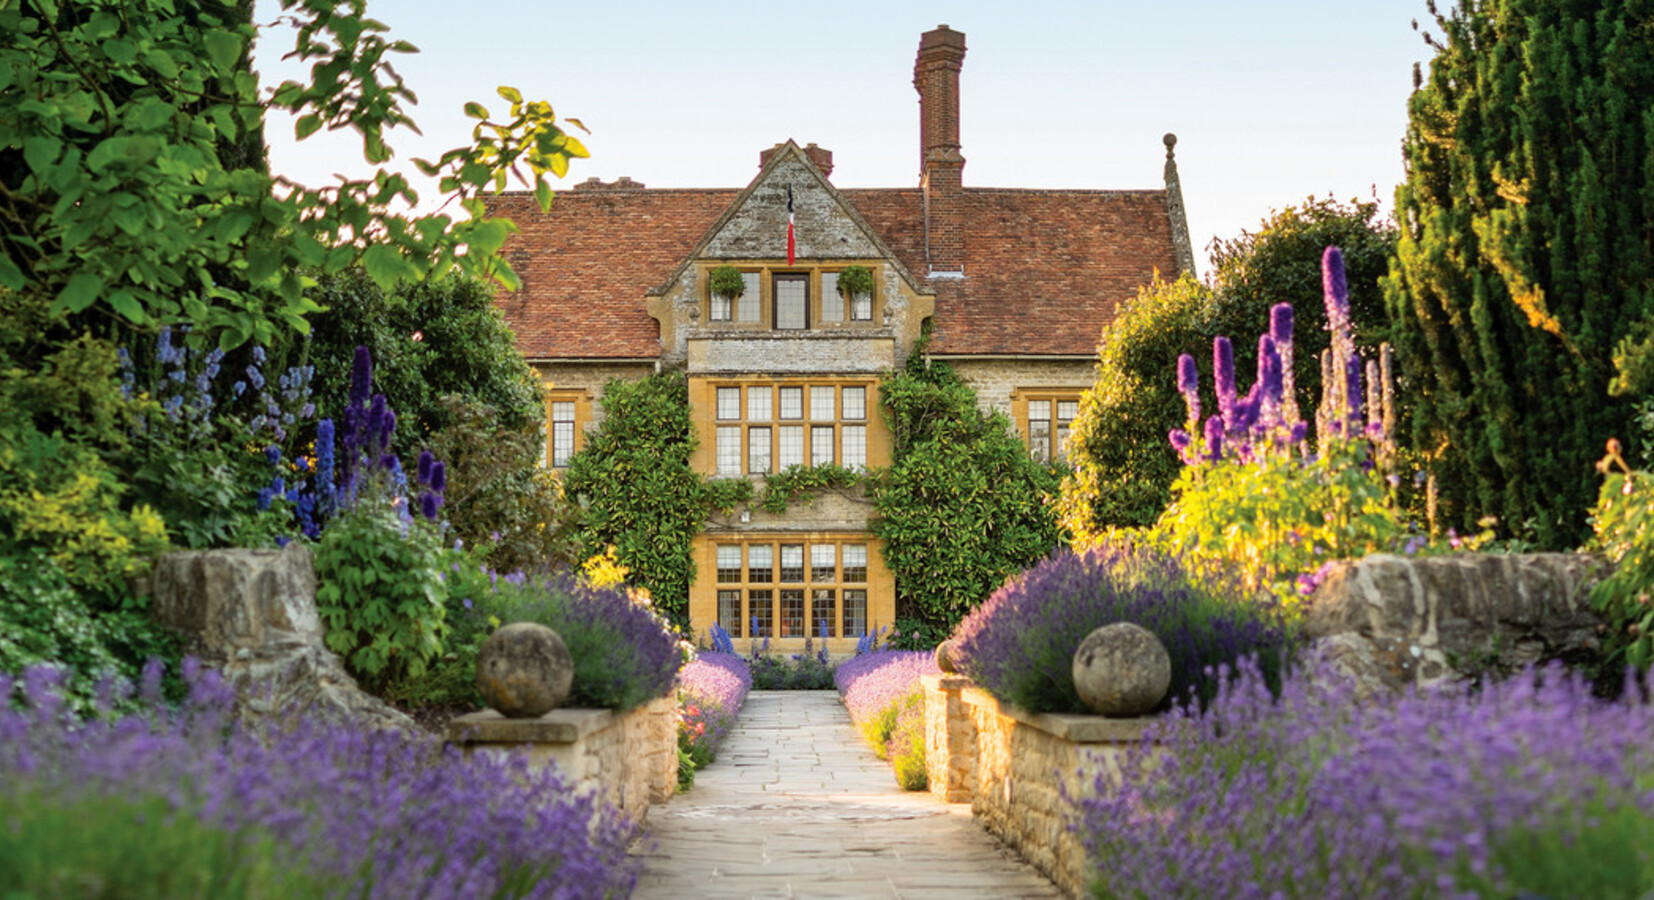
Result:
[786, 185, 796, 266]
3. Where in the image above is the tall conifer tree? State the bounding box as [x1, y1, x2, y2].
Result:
[1386, 0, 1654, 548]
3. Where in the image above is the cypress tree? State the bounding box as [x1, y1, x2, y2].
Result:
[1385, 0, 1654, 548]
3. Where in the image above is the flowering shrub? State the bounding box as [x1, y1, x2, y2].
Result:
[1079, 659, 1654, 899]
[0, 662, 636, 899]
[746, 627, 837, 690]
[950, 545, 1292, 714]
[834, 649, 939, 788]
[1151, 247, 1445, 606]
[1590, 439, 1654, 671]
[677, 650, 752, 788]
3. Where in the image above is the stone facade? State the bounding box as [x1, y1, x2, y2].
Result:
[946, 358, 1097, 418]
[1303, 552, 1611, 695]
[919, 674, 1156, 898]
[448, 693, 678, 826]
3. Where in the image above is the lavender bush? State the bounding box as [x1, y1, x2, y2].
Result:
[1079, 659, 1654, 899]
[459, 570, 685, 711]
[835, 649, 939, 785]
[0, 662, 636, 899]
[677, 649, 752, 785]
[950, 545, 1292, 714]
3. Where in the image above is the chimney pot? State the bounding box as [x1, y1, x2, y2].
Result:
[914, 26, 967, 274]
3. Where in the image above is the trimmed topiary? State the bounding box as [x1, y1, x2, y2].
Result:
[708, 265, 745, 298]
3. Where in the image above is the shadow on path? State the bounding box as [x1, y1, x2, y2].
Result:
[630, 690, 1063, 899]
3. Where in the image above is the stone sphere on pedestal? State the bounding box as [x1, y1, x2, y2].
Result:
[934, 639, 960, 674]
[476, 622, 574, 718]
[1072, 622, 1171, 717]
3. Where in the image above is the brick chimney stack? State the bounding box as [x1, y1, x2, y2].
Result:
[914, 24, 966, 276]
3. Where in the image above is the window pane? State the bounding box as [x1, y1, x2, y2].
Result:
[842, 544, 868, 582]
[842, 387, 866, 420]
[820, 272, 843, 322]
[747, 545, 773, 583]
[552, 421, 575, 467]
[552, 401, 576, 421]
[749, 589, 773, 637]
[1057, 425, 1072, 463]
[850, 291, 873, 321]
[810, 386, 835, 420]
[779, 590, 806, 637]
[779, 387, 803, 420]
[710, 292, 731, 322]
[811, 425, 835, 466]
[716, 425, 742, 475]
[843, 589, 867, 637]
[737, 272, 762, 323]
[1057, 400, 1079, 423]
[716, 387, 740, 420]
[1029, 400, 1052, 422]
[811, 588, 836, 638]
[775, 276, 807, 330]
[718, 590, 743, 637]
[1029, 420, 1052, 464]
[748, 426, 771, 474]
[748, 386, 772, 421]
[811, 544, 836, 581]
[841, 425, 866, 469]
[716, 545, 742, 582]
[780, 544, 804, 582]
[778, 426, 804, 469]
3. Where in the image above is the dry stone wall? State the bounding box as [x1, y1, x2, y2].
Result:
[1303, 552, 1610, 695]
[449, 694, 678, 825]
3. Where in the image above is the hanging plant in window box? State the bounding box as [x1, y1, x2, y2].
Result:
[836, 264, 875, 298]
[709, 265, 746, 298]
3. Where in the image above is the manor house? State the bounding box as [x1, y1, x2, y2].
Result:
[489, 25, 1194, 652]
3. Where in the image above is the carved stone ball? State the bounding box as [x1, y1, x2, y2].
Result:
[476, 623, 574, 718]
[934, 639, 960, 674]
[1072, 622, 1171, 717]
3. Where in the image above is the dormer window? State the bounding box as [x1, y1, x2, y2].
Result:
[774, 274, 808, 330]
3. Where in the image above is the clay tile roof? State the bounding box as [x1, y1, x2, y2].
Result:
[487, 188, 737, 359]
[846, 188, 1180, 356]
[489, 184, 1178, 360]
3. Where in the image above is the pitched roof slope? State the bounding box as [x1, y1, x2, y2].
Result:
[489, 184, 1178, 360]
[487, 189, 736, 359]
[845, 187, 1180, 356]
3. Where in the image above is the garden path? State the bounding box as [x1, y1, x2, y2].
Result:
[629, 690, 1061, 899]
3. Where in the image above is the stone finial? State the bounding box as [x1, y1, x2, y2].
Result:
[934, 639, 960, 674]
[1162, 132, 1197, 278]
[1072, 622, 1171, 717]
[476, 622, 574, 718]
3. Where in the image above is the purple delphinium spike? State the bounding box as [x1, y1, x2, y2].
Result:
[348, 346, 373, 410]
[1213, 337, 1236, 429]
[315, 419, 336, 519]
[1203, 415, 1224, 462]
[416, 450, 434, 484]
[419, 492, 440, 521]
[430, 461, 446, 494]
[1257, 335, 1282, 409]
[1322, 246, 1349, 330]
[1176, 353, 1201, 426]
[1345, 351, 1363, 427]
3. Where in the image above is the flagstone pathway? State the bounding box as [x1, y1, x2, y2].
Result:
[629, 691, 1063, 899]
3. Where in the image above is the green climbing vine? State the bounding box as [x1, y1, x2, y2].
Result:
[757, 464, 861, 514]
[871, 341, 1065, 647]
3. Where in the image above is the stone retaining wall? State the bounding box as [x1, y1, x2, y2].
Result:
[921, 674, 1154, 898]
[448, 693, 678, 826]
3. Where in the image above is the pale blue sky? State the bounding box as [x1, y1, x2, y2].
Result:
[254, 1, 1433, 271]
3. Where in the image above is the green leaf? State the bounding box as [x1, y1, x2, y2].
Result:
[534, 177, 554, 211]
[0, 256, 24, 290]
[55, 273, 104, 313]
[21, 137, 59, 174]
[463, 102, 488, 120]
[106, 289, 145, 323]
[142, 48, 180, 80]
[496, 85, 522, 104]
[361, 243, 413, 290]
[295, 114, 323, 140]
[202, 29, 244, 72]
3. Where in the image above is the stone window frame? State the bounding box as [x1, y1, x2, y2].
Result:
[1013, 388, 1084, 465]
[544, 388, 591, 469]
[773, 273, 810, 330]
[713, 535, 873, 639]
[698, 264, 884, 331]
[709, 378, 876, 475]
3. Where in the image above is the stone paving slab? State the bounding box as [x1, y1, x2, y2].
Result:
[630, 690, 1062, 899]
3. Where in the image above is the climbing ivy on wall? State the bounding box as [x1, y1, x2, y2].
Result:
[561, 372, 747, 624]
[871, 346, 1065, 646]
